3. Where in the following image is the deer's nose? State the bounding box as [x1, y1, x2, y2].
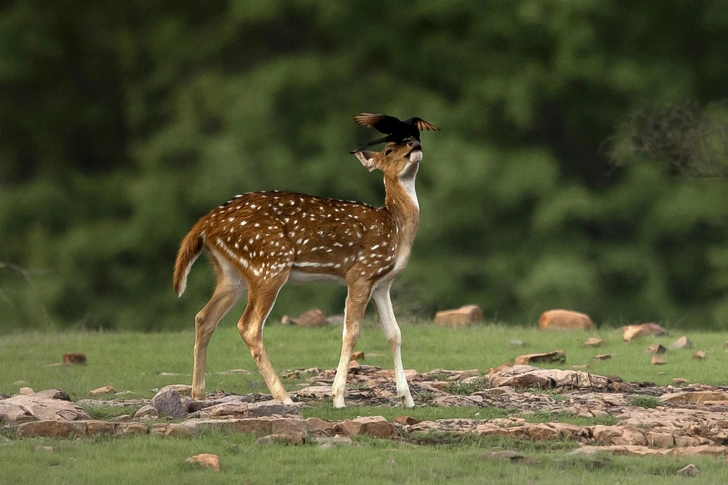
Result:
[408, 140, 422, 150]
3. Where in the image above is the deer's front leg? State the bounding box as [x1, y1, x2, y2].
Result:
[332, 283, 371, 408]
[372, 282, 415, 408]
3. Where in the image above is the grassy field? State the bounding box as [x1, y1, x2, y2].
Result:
[2, 322, 728, 484]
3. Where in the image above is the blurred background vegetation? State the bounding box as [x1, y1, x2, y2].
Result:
[1, 0, 728, 332]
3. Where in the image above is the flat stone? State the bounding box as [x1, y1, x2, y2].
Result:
[315, 436, 356, 448]
[341, 416, 395, 439]
[198, 400, 301, 419]
[692, 351, 708, 360]
[622, 323, 667, 341]
[133, 405, 158, 420]
[89, 386, 116, 396]
[4, 393, 90, 421]
[668, 336, 692, 350]
[186, 453, 220, 472]
[434, 305, 484, 326]
[539, 309, 594, 330]
[584, 338, 604, 347]
[514, 350, 566, 365]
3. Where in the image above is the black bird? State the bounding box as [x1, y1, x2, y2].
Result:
[351, 113, 439, 152]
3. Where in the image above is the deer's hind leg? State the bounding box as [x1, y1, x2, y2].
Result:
[192, 250, 247, 399]
[237, 272, 292, 404]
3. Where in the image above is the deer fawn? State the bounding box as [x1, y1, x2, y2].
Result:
[173, 139, 423, 408]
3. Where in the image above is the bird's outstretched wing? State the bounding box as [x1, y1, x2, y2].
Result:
[353, 113, 403, 135]
[410, 117, 440, 132]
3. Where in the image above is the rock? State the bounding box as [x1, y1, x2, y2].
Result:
[692, 351, 708, 360]
[668, 336, 692, 350]
[434, 304, 483, 326]
[487, 362, 513, 374]
[133, 405, 159, 420]
[159, 385, 193, 397]
[651, 355, 666, 365]
[150, 389, 187, 419]
[432, 395, 484, 407]
[350, 351, 365, 361]
[645, 344, 666, 355]
[19, 387, 34, 395]
[622, 323, 667, 341]
[514, 350, 566, 365]
[508, 340, 524, 347]
[255, 432, 304, 446]
[488, 367, 609, 390]
[676, 464, 700, 477]
[295, 386, 333, 399]
[660, 391, 728, 403]
[198, 400, 301, 419]
[17, 420, 85, 438]
[584, 338, 604, 347]
[34, 446, 56, 452]
[185, 453, 220, 472]
[306, 417, 336, 436]
[89, 385, 116, 396]
[341, 416, 395, 439]
[281, 308, 329, 327]
[593, 354, 611, 361]
[538, 310, 594, 330]
[3, 393, 90, 421]
[394, 416, 422, 426]
[315, 436, 356, 449]
[481, 450, 525, 461]
[672, 378, 689, 385]
[62, 353, 87, 365]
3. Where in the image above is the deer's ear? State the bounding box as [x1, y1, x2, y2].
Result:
[354, 150, 379, 172]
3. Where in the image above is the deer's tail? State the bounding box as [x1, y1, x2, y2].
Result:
[173, 222, 205, 296]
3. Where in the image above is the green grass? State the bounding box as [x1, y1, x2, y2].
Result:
[2, 432, 728, 485]
[1, 322, 725, 399]
[2, 322, 728, 484]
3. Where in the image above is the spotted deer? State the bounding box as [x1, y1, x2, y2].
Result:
[173, 139, 423, 408]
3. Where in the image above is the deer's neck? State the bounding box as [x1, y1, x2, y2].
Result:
[383, 170, 420, 251]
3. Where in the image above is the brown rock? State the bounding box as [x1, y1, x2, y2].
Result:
[538, 309, 594, 330]
[584, 338, 604, 347]
[645, 343, 667, 355]
[692, 351, 708, 360]
[394, 416, 422, 426]
[4, 393, 90, 421]
[281, 309, 329, 327]
[672, 378, 689, 385]
[306, 417, 335, 436]
[434, 304, 483, 326]
[17, 420, 85, 438]
[593, 354, 611, 361]
[514, 350, 566, 365]
[660, 391, 728, 403]
[159, 384, 193, 397]
[487, 362, 513, 374]
[88, 385, 116, 396]
[19, 387, 34, 395]
[185, 453, 220, 472]
[622, 323, 667, 341]
[255, 433, 304, 446]
[198, 400, 302, 419]
[341, 416, 395, 439]
[651, 355, 666, 365]
[133, 405, 159, 420]
[116, 422, 149, 435]
[668, 336, 692, 350]
[315, 436, 356, 449]
[62, 353, 86, 365]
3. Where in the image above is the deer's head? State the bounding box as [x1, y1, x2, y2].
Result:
[354, 140, 422, 179]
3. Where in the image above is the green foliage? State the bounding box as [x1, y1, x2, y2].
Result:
[1, 2, 728, 331]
